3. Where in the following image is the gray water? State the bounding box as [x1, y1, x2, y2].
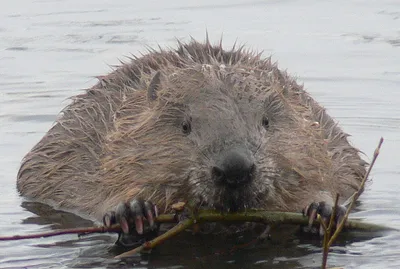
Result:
[0, 0, 399, 268]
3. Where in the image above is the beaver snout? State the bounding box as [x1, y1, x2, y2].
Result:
[212, 149, 255, 188]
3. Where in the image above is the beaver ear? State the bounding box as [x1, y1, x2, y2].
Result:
[147, 71, 163, 102]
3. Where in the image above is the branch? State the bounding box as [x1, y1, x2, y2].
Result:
[321, 193, 340, 268]
[192, 210, 389, 232]
[320, 137, 384, 269]
[0, 211, 389, 242]
[0, 225, 121, 241]
[113, 210, 391, 259]
[329, 137, 384, 246]
[0, 214, 176, 241]
[114, 218, 194, 259]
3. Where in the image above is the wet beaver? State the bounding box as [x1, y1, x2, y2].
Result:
[17, 39, 367, 240]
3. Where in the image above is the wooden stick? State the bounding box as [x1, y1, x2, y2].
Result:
[0, 214, 176, 241]
[318, 137, 384, 269]
[0, 210, 390, 242]
[114, 218, 194, 259]
[0, 225, 121, 241]
[114, 210, 392, 259]
[321, 193, 340, 269]
[328, 137, 383, 246]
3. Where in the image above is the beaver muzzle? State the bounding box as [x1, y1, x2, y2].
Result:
[212, 148, 255, 188]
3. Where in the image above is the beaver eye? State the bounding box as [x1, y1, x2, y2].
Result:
[181, 120, 191, 134]
[262, 116, 269, 129]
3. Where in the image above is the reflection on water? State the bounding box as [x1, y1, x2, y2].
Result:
[19, 202, 94, 228]
[0, 0, 400, 268]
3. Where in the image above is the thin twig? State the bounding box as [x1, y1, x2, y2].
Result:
[114, 218, 194, 259]
[0, 214, 176, 241]
[328, 137, 383, 246]
[321, 193, 340, 269]
[0, 226, 121, 241]
[318, 137, 384, 269]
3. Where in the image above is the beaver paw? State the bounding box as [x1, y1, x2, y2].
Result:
[302, 201, 347, 236]
[103, 199, 158, 237]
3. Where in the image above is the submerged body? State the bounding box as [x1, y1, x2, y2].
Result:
[17, 39, 367, 225]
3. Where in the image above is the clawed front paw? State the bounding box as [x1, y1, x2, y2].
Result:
[103, 199, 158, 236]
[302, 201, 346, 235]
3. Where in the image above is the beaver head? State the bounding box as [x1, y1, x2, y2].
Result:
[102, 61, 311, 213]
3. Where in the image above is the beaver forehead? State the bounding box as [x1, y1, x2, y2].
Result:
[188, 86, 262, 121]
[176, 72, 265, 109]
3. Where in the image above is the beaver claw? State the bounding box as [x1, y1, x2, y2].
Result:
[103, 199, 158, 235]
[302, 201, 346, 235]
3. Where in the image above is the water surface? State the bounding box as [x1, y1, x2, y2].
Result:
[0, 0, 399, 268]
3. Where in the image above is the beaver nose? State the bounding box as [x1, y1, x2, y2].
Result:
[212, 149, 255, 187]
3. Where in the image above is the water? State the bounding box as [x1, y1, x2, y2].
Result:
[0, 0, 399, 268]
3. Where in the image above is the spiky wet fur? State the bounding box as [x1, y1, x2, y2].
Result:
[17, 38, 367, 221]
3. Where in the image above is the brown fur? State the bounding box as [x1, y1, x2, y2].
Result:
[17, 38, 367, 222]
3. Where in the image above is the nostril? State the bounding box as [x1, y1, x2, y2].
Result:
[212, 166, 225, 182]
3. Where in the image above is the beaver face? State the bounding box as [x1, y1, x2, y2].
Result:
[183, 91, 279, 212]
[151, 68, 289, 212]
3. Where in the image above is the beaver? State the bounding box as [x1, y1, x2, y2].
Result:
[17, 38, 367, 240]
